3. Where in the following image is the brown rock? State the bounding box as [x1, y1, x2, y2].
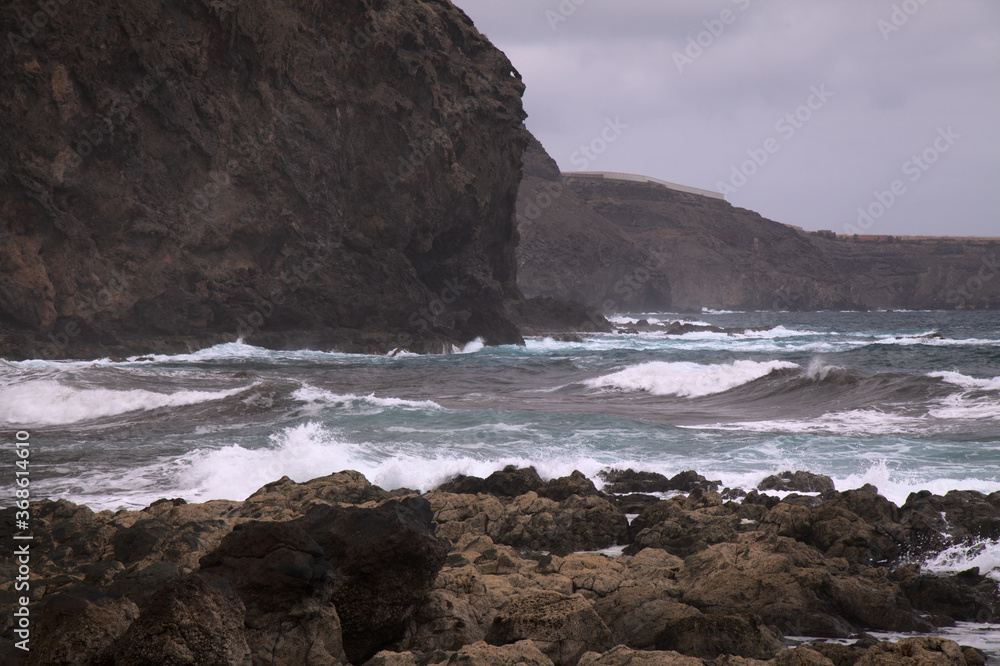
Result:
[578, 645, 704, 665]
[654, 614, 783, 660]
[485, 591, 613, 665]
[854, 637, 968, 666]
[772, 646, 837, 666]
[759, 472, 836, 494]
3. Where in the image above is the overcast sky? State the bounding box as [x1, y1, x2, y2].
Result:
[455, 0, 999, 237]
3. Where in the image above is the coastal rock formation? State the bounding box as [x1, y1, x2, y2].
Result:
[516, 140, 1000, 312]
[0, 0, 530, 360]
[2, 469, 998, 665]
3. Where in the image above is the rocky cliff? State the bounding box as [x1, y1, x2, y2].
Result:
[0, 0, 530, 360]
[517, 139, 999, 312]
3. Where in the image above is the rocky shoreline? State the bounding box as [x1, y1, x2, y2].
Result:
[2, 467, 998, 665]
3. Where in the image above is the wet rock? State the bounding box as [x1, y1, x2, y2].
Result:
[666, 471, 720, 493]
[439, 466, 546, 498]
[485, 591, 613, 666]
[901, 490, 1000, 545]
[759, 471, 836, 494]
[23, 587, 138, 666]
[112, 573, 251, 666]
[609, 494, 663, 515]
[593, 585, 701, 649]
[599, 469, 672, 494]
[625, 490, 739, 557]
[654, 614, 783, 660]
[897, 568, 1000, 623]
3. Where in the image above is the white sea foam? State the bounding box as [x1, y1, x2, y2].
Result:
[0, 379, 247, 426]
[922, 539, 1000, 582]
[585, 360, 799, 398]
[691, 409, 929, 437]
[168, 422, 614, 504]
[928, 371, 1000, 391]
[291, 385, 441, 411]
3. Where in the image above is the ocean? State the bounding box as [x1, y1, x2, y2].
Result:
[2, 310, 999, 616]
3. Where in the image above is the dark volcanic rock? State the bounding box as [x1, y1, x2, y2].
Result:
[759, 471, 836, 494]
[539, 471, 602, 502]
[23, 587, 139, 666]
[654, 613, 783, 660]
[0, 0, 530, 359]
[439, 465, 545, 498]
[113, 573, 252, 666]
[294, 498, 451, 664]
[599, 469, 672, 494]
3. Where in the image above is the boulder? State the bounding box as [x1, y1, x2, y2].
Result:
[625, 490, 739, 557]
[901, 490, 1000, 545]
[759, 472, 835, 494]
[894, 566, 1000, 623]
[772, 646, 837, 666]
[439, 466, 545, 498]
[238, 470, 393, 521]
[198, 521, 346, 665]
[599, 469, 672, 494]
[854, 637, 968, 666]
[446, 639, 556, 665]
[294, 498, 451, 664]
[675, 533, 932, 637]
[540, 471, 602, 502]
[654, 614, 783, 660]
[112, 573, 252, 666]
[485, 591, 613, 666]
[23, 587, 139, 666]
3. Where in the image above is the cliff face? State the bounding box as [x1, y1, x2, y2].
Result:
[515, 137, 672, 312]
[0, 0, 529, 359]
[518, 140, 998, 312]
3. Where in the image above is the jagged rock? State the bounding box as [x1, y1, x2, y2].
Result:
[197, 520, 346, 665]
[427, 490, 629, 555]
[593, 586, 700, 649]
[806, 639, 877, 666]
[439, 466, 545, 498]
[578, 645, 704, 666]
[295, 498, 450, 664]
[599, 469, 672, 495]
[759, 472, 836, 494]
[654, 614, 783, 660]
[675, 533, 933, 637]
[901, 490, 1000, 545]
[608, 494, 663, 514]
[895, 567, 1000, 623]
[485, 591, 613, 666]
[665, 471, 720, 493]
[625, 490, 738, 557]
[854, 637, 968, 666]
[540, 471, 602, 503]
[112, 573, 252, 666]
[772, 646, 837, 666]
[22, 587, 139, 666]
[239, 470, 393, 521]
[447, 639, 556, 665]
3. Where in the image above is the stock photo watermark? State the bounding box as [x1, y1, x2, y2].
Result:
[877, 0, 932, 41]
[673, 0, 752, 73]
[716, 84, 834, 196]
[10, 430, 33, 652]
[569, 117, 628, 170]
[844, 126, 959, 235]
[546, 0, 587, 31]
